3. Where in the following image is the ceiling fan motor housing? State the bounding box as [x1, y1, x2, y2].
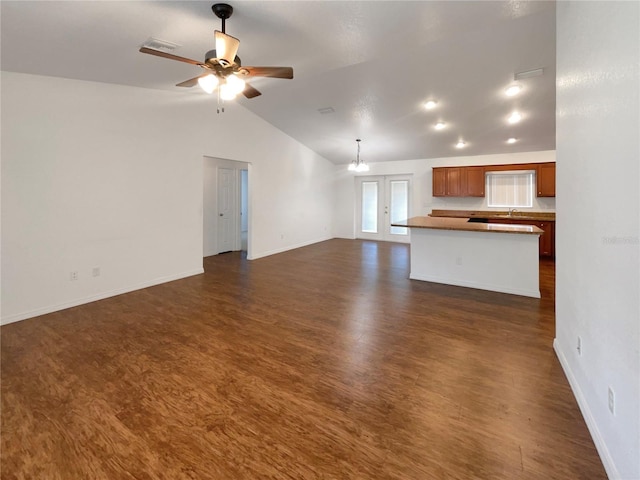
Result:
[212, 3, 233, 19]
[205, 50, 241, 67]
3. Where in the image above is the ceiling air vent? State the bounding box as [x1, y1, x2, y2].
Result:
[141, 37, 181, 52]
[514, 68, 544, 80]
[317, 107, 335, 115]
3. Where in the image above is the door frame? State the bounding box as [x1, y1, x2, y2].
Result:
[203, 156, 250, 258]
[355, 174, 412, 243]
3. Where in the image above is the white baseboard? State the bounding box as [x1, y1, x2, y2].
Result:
[553, 339, 617, 479]
[249, 236, 333, 260]
[409, 272, 540, 298]
[1, 268, 204, 326]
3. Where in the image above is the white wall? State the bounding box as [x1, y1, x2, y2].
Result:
[555, 2, 639, 479]
[334, 150, 555, 239]
[1, 72, 334, 324]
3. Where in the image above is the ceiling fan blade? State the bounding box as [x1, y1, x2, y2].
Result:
[215, 30, 240, 65]
[242, 66, 294, 79]
[176, 75, 209, 88]
[242, 83, 262, 99]
[139, 47, 204, 67]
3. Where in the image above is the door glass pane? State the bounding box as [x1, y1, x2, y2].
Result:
[362, 181, 378, 233]
[389, 180, 408, 235]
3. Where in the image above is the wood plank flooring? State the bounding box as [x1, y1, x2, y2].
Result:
[1, 239, 606, 479]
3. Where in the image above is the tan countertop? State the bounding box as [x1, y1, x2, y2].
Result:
[393, 216, 543, 235]
[430, 209, 555, 221]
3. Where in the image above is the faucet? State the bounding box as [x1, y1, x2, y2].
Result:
[508, 208, 518, 217]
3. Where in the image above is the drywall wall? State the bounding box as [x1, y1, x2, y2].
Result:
[1, 72, 334, 324]
[334, 150, 555, 239]
[556, 2, 639, 479]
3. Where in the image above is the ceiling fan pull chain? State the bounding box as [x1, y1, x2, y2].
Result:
[216, 87, 225, 114]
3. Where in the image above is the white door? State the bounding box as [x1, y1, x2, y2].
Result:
[356, 175, 411, 242]
[217, 167, 237, 253]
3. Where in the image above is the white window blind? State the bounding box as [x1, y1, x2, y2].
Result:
[361, 181, 378, 233]
[487, 170, 534, 208]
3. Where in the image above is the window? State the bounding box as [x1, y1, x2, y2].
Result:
[361, 181, 378, 233]
[487, 170, 534, 208]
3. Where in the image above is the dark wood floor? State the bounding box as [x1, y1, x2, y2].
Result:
[1, 239, 605, 479]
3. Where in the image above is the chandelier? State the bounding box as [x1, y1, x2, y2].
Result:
[348, 139, 370, 172]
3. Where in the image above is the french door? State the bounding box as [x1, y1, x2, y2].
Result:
[356, 175, 411, 242]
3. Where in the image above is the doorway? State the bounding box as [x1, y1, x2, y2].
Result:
[355, 175, 412, 243]
[203, 157, 250, 257]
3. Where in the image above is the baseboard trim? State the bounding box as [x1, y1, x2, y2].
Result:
[1, 268, 205, 326]
[249, 236, 333, 260]
[553, 339, 618, 479]
[409, 273, 540, 298]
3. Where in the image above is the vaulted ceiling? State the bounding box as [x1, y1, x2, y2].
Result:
[1, 1, 556, 164]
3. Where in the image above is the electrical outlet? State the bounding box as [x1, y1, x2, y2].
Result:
[70, 271, 78, 281]
[577, 336, 582, 356]
[608, 387, 615, 415]
[92, 267, 100, 277]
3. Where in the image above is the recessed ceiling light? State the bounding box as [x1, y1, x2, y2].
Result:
[508, 112, 522, 124]
[507, 137, 518, 144]
[435, 121, 446, 130]
[424, 100, 438, 109]
[505, 84, 522, 96]
[456, 140, 466, 148]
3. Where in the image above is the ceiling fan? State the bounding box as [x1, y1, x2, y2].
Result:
[139, 3, 293, 103]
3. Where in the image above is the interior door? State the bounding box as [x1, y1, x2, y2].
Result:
[217, 167, 237, 253]
[356, 175, 411, 242]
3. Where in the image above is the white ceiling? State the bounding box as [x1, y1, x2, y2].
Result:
[1, 1, 556, 165]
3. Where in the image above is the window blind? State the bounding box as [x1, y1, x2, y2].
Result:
[487, 170, 534, 208]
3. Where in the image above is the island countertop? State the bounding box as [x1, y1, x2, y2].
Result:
[392, 216, 543, 235]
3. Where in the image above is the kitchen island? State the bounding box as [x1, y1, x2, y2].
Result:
[392, 216, 543, 298]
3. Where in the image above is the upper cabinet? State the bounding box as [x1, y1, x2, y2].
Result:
[433, 166, 485, 197]
[432, 168, 447, 196]
[445, 168, 463, 196]
[432, 162, 555, 197]
[537, 162, 556, 197]
[464, 166, 485, 197]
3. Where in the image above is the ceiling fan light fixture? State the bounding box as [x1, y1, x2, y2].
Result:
[226, 74, 246, 94]
[220, 82, 237, 100]
[198, 74, 219, 94]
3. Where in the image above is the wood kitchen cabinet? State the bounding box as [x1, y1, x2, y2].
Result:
[433, 168, 446, 196]
[433, 162, 556, 198]
[537, 221, 554, 257]
[445, 168, 463, 196]
[464, 166, 485, 196]
[537, 162, 556, 197]
[432, 166, 485, 197]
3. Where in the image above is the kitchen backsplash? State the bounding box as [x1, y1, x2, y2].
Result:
[428, 195, 556, 214]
